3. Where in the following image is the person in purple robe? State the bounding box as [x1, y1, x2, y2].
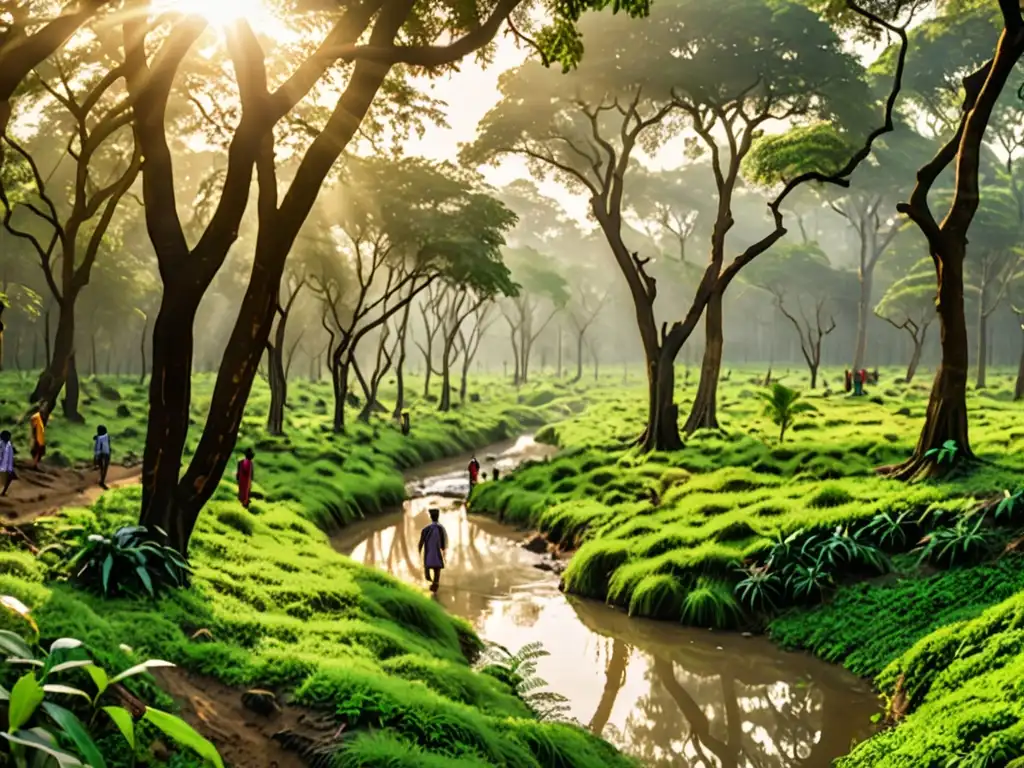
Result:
[418, 507, 448, 593]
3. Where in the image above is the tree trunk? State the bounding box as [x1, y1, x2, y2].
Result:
[883, 245, 972, 479]
[439, 337, 455, 412]
[459, 346, 471, 403]
[640, 347, 682, 452]
[683, 290, 723, 434]
[809, 364, 818, 390]
[266, 306, 289, 435]
[393, 318, 408, 420]
[90, 332, 98, 377]
[63, 354, 81, 420]
[331, 360, 349, 432]
[139, 286, 201, 540]
[976, 296, 988, 389]
[138, 317, 148, 385]
[852, 270, 872, 371]
[907, 332, 925, 384]
[1015, 323, 1024, 401]
[573, 329, 585, 383]
[32, 305, 82, 421]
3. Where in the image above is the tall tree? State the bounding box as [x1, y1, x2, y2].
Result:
[1, 37, 141, 418]
[121, 0, 627, 551]
[500, 248, 568, 385]
[467, 0, 894, 449]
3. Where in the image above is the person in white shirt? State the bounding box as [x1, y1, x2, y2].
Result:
[94, 425, 111, 489]
[0, 431, 15, 496]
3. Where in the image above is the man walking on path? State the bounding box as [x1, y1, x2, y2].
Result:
[29, 403, 48, 469]
[94, 425, 111, 489]
[418, 507, 448, 593]
[0, 431, 15, 496]
[468, 455, 480, 491]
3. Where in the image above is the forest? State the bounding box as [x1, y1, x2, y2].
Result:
[1, 0, 1024, 765]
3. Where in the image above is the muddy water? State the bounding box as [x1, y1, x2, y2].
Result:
[332, 436, 880, 767]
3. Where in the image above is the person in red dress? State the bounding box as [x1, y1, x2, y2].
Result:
[236, 448, 254, 509]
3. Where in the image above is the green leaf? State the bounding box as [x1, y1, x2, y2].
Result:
[48, 639, 83, 654]
[0, 629, 35, 659]
[42, 703, 107, 768]
[85, 664, 109, 696]
[101, 706, 135, 750]
[48, 660, 94, 676]
[1, 729, 83, 766]
[135, 566, 154, 597]
[8, 673, 44, 731]
[144, 708, 223, 768]
[109, 659, 174, 684]
[102, 554, 113, 594]
[41, 684, 91, 702]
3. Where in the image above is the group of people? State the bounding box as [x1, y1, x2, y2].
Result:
[843, 368, 879, 396]
[466, 454, 498, 489]
[0, 402, 113, 497]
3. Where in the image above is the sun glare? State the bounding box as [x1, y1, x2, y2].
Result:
[155, 0, 282, 36]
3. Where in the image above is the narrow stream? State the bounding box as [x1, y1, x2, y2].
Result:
[332, 436, 879, 767]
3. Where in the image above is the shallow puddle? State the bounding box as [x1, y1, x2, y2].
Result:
[332, 437, 879, 767]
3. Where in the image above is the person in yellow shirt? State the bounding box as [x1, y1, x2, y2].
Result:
[29, 402, 48, 469]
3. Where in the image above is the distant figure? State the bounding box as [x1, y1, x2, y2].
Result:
[29, 403, 48, 469]
[0, 430, 15, 496]
[418, 507, 448, 593]
[400, 410, 410, 436]
[491, 467, 499, 481]
[94, 425, 111, 489]
[236, 448, 254, 509]
[858, 368, 868, 395]
[468, 454, 480, 491]
[869, 368, 880, 385]
[844, 369, 852, 394]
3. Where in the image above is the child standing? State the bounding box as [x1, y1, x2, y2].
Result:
[94, 425, 111, 489]
[29, 403, 47, 469]
[0, 431, 15, 496]
[236, 448, 254, 509]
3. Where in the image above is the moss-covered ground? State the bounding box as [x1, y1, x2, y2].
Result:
[470, 366, 1024, 767]
[0, 372, 632, 767]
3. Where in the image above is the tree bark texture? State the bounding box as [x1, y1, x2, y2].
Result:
[683, 290, 723, 434]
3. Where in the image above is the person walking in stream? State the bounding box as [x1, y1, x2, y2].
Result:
[0, 431, 15, 496]
[468, 454, 480, 492]
[418, 507, 448, 593]
[236, 448, 254, 509]
[93, 425, 111, 489]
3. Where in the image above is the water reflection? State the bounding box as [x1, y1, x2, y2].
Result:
[332, 439, 878, 766]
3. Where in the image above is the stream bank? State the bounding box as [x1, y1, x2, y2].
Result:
[332, 435, 880, 766]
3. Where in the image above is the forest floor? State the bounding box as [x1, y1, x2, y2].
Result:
[0, 372, 633, 768]
[470, 365, 1024, 767]
[0, 461, 140, 524]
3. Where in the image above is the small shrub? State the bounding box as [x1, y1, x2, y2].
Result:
[217, 508, 256, 536]
[44, 525, 191, 599]
[476, 642, 570, 722]
[917, 517, 994, 568]
[735, 564, 782, 612]
[680, 578, 743, 629]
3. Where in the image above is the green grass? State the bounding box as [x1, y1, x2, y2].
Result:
[0, 371, 635, 768]
[469, 365, 1024, 767]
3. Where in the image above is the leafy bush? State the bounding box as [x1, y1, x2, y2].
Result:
[45, 525, 191, 599]
[735, 564, 782, 612]
[476, 642, 571, 722]
[681, 578, 743, 628]
[916, 516, 994, 568]
[0, 597, 222, 767]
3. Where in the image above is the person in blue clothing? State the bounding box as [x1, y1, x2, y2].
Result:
[93, 425, 111, 489]
[418, 507, 448, 593]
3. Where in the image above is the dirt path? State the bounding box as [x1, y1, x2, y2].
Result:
[0, 461, 141, 525]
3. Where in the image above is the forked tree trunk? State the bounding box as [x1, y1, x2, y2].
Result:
[884, 244, 972, 479]
[439, 336, 456, 412]
[809, 364, 819, 390]
[640, 348, 683, 452]
[31, 305, 80, 420]
[683, 290, 723, 434]
[393, 307, 410, 420]
[331, 357, 350, 432]
[63, 354, 80, 420]
[267, 344, 286, 435]
[907, 331, 926, 384]
[140, 285, 200, 535]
